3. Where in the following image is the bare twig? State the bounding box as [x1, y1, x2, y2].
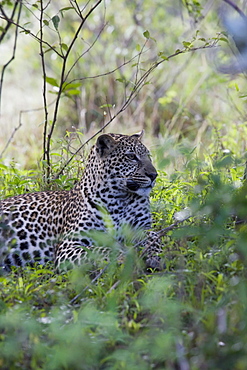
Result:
[0, 1, 18, 43]
[40, 0, 49, 171]
[140, 215, 193, 258]
[222, 0, 246, 18]
[157, 215, 192, 238]
[69, 0, 83, 18]
[64, 53, 139, 87]
[0, 1, 22, 114]
[134, 39, 148, 86]
[69, 264, 109, 304]
[0, 103, 54, 158]
[106, 280, 120, 294]
[64, 23, 107, 84]
[0, 121, 22, 159]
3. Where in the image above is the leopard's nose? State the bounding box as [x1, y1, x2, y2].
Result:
[147, 172, 157, 182]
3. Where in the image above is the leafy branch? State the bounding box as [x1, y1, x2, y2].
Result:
[40, 0, 104, 180]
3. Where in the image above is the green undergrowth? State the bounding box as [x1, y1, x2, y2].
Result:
[1, 151, 247, 369]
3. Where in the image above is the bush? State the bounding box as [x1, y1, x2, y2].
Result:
[1, 148, 247, 369]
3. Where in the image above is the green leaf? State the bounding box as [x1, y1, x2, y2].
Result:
[143, 30, 150, 39]
[60, 6, 73, 12]
[66, 89, 81, 96]
[46, 76, 59, 87]
[60, 6, 74, 18]
[52, 15, 60, 30]
[61, 43, 68, 51]
[219, 37, 228, 43]
[44, 47, 56, 54]
[116, 78, 126, 83]
[62, 82, 81, 91]
[48, 90, 59, 95]
[43, 20, 49, 26]
[228, 81, 239, 91]
[20, 29, 31, 35]
[100, 104, 113, 108]
[183, 41, 192, 48]
[136, 44, 141, 52]
[158, 52, 168, 60]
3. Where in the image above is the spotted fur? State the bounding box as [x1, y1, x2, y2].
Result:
[0, 132, 161, 271]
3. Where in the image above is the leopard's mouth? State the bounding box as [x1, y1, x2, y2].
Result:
[126, 179, 140, 192]
[126, 179, 152, 192]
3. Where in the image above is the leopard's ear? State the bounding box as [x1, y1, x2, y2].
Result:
[96, 134, 118, 157]
[130, 130, 144, 140]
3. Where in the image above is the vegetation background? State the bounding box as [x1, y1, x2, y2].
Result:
[1, 0, 247, 369]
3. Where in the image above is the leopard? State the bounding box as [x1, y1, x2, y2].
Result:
[0, 132, 162, 272]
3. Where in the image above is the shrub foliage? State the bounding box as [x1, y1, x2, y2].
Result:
[1, 149, 247, 369]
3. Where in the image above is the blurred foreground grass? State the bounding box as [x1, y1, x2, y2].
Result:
[1, 145, 247, 369]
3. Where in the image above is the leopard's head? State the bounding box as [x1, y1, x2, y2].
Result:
[93, 131, 157, 197]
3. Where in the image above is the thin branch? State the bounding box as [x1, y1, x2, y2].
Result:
[0, 1, 22, 115]
[0, 122, 22, 159]
[0, 102, 56, 158]
[157, 216, 193, 238]
[0, 1, 18, 43]
[0, 14, 63, 57]
[69, 0, 84, 19]
[69, 264, 109, 304]
[222, 0, 246, 18]
[134, 39, 148, 86]
[140, 215, 193, 258]
[64, 52, 139, 87]
[64, 22, 107, 83]
[45, 0, 104, 180]
[40, 0, 49, 170]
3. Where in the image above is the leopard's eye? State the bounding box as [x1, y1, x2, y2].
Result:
[126, 153, 138, 161]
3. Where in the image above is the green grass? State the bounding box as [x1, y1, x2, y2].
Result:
[1, 150, 247, 369]
[1, 1, 247, 367]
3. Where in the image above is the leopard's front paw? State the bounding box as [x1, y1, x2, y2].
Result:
[145, 256, 165, 271]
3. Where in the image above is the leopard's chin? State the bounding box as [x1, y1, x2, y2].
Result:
[134, 186, 152, 197]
